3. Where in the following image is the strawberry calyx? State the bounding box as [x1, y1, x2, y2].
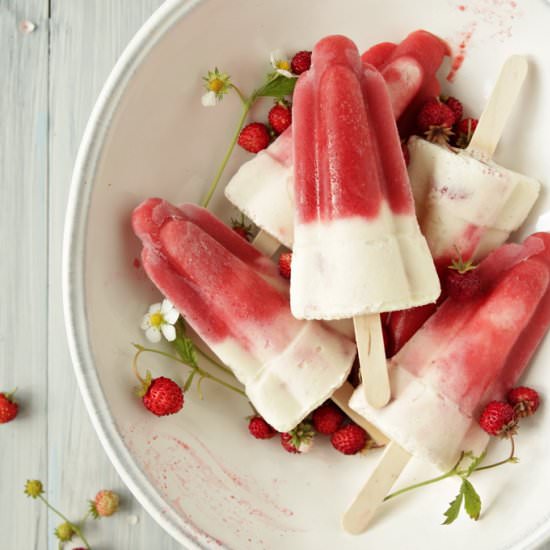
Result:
[230, 213, 254, 240]
[448, 247, 478, 274]
[135, 369, 153, 398]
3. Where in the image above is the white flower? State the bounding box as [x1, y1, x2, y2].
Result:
[270, 50, 296, 78]
[201, 90, 221, 107]
[141, 299, 179, 343]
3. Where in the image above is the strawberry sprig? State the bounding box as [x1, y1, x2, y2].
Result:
[132, 319, 246, 403]
[384, 440, 518, 525]
[200, 65, 297, 208]
[24, 480, 120, 548]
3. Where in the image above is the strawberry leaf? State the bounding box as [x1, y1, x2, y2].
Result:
[462, 479, 482, 520]
[174, 335, 198, 369]
[255, 75, 297, 99]
[442, 487, 464, 525]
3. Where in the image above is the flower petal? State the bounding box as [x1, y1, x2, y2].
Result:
[148, 302, 161, 314]
[161, 299, 174, 314]
[163, 308, 179, 325]
[201, 90, 219, 107]
[140, 315, 151, 330]
[276, 69, 295, 79]
[145, 326, 162, 343]
[161, 324, 176, 342]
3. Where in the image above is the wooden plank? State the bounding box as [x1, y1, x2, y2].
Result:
[48, 1, 180, 548]
[0, 2, 49, 549]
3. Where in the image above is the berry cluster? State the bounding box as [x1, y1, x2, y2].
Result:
[414, 95, 478, 148]
[479, 386, 540, 437]
[237, 51, 312, 154]
[248, 401, 371, 456]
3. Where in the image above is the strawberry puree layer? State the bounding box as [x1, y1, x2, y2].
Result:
[351, 233, 550, 470]
[293, 35, 414, 223]
[132, 198, 356, 432]
[225, 30, 448, 247]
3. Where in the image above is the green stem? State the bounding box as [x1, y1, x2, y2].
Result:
[133, 345, 246, 397]
[474, 437, 516, 472]
[38, 495, 91, 549]
[384, 470, 456, 502]
[201, 98, 252, 208]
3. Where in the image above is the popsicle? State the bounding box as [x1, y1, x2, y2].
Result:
[385, 55, 540, 355]
[290, 35, 440, 406]
[225, 30, 449, 251]
[344, 232, 550, 533]
[132, 198, 359, 433]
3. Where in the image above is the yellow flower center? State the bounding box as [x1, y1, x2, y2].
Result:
[149, 312, 164, 328]
[208, 78, 224, 92]
[276, 60, 290, 71]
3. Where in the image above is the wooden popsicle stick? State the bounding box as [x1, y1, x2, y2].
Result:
[342, 441, 411, 534]
[353, 314, 391, 409]
[331, 382, 389, 446]
[252, 229, 281, 257]
[466, 55, 528, 158]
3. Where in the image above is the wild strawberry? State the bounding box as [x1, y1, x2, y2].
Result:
[312, 403, 345, 435]
[280, 421, 315, 454]
[238, 122, 270, 153]
[445, 249, 482, 300]
[507, 386, 540, 418]
[268, 103, 292, 135]
[479, 401, 518, 437]
[331, 423, 368, 455]
[278, 251, 292, 279]
[455, 117, 479, 148]
[0, 390, 18, 424]
[416, 97, 455, 144]
[141, 376, 184, 416]
[230, 213, 253, 241]
[441, 95, 464, 124]
[90, 489, 120, 518]
[290, 50, 312, 75]
[248, 415, 277, 439]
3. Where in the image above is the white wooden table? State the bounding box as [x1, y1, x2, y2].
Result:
[1, 1, 184, 548]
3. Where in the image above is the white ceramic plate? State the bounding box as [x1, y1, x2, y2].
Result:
[63, 0, 550, 548]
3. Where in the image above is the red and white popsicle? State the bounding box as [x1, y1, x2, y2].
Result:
[289, 35, 440, 408]
[224, 30, 449, 255]
[132, 198, 359, 433]
[345, 232, 550, 533]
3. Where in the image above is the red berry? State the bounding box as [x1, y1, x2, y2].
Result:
[0, 392, 18, 424]
[445, 269, 482, 300]
[268, 103, 292, 135]
[278, 251, 292, 279]
[280, 422, 314, 454]
[507, 386, 540, 418]
[479, 401, 517, 437]
[238, 122, 270, 153]
[331, 424, 368, 455]
[457, 117, 479, 136]
[312, 403, 345, 435]
[232, 227, 249, 240]
[442, 96, 463, 124]
[455, 117, 479, 148]
[142, 377, 184, 416]
[416, 98, 455, 143]
[280, 432, 300, 453]
[248, 416, 277, 439]
[290, 50, 312, 75]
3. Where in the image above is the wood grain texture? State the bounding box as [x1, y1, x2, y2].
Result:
[2, 1, 185, 548]
[1, 2, 49, 549]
